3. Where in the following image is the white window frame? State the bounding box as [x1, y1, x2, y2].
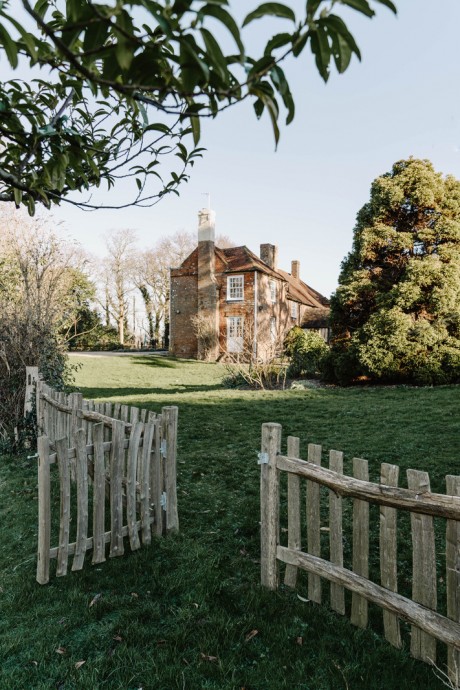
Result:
[290, 301, 298, 319]
[227, 275, 244, 301]
[269, 279, 277, 303]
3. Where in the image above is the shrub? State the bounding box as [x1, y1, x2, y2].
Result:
[284, 326, 329, 378]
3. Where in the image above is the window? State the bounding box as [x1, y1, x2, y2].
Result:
[227, 275, 244, 301]
[270, 317, 277, 343]
[269, 279, 277, 303]
[290, 301, 298, 319]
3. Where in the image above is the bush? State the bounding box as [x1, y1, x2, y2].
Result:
[284, 327, 329, 378]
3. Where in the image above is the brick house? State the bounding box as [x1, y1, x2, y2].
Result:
[169, 209, 330, 360]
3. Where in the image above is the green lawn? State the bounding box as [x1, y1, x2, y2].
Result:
[1, 353, 459, 690]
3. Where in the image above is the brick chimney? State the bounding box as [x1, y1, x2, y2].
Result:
[197, 208, 219, 360]
[291, 260, 300, 279]
[260, 244, 278, 271]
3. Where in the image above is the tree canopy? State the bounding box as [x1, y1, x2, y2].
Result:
[0, 0, 396, 215]
[328, 158, 460, 385]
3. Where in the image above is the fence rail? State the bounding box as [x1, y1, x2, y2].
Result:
[36, 380, 178, 584]
[260, 423, 460, 686]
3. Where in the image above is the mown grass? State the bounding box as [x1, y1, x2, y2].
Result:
[1, 353, 459, 690]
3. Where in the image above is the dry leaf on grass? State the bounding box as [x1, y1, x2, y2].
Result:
[55, 647, 66, 655]
[89, 593, 102, 608]
[75, 660, 86, 670]
[244, 629, 259, 642]
[200, 652, 218, 662]
[297, 594, 310, 603]
[113, 635, 123, 642]
[131, 592, 139, 599]
[296, 637, 303, 646]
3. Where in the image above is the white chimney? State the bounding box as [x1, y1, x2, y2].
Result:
[198, 208, 216, 243]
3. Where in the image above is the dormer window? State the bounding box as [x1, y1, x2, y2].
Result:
[228, 275, 244, 301]
[269, 280, 277, 303]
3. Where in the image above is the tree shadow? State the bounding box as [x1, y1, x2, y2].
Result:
[78, 382, 225, 398]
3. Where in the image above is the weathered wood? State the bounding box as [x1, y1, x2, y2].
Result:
[113, 402, 121, 420]
[72, 428, 89, 571]
[92, 423, 106, 565]
[56, 437, 71, 577]
[49, 519, 154, 559]
[110, 420, 125, 557]
[276, 454, 460, 520]
[307, 443, 322, 604]
[57, 392, 67, 442]
[36, 435, 51, 584]
[407, 469, 437, 664]
[36, 379, 45, 435]
[380, 463, 402, 648]
[277, 545, 460, 651]
[140, 408, 147, 423]
[446, 474, 460, 685]
[351, 457, 369, 628]
[25, 366, 39, 416]
[104, 402, 113, 442]
[153, 418, 164, 537]
[329, 449, 345, 615]
[130, 406, 139, 425]
[162, 406, 179, 533]
[120, 405, 130, 423]
[127, 422, 143, 550]
[69, 393, 82, 482]
[260, 423, 282, 590]
[284, 436, 301, 588]
[140, 422, 154, 545]
[85, 400, 94, 445]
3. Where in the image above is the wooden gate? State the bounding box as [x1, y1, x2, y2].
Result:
[36, 381, 178, 584]
[260, 422, 460, 685]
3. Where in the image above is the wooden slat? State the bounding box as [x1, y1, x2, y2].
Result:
[162, 407, 179, 533]
[446, 474, 460, 685]
[380, 463, 402, 648]
[50, 519, 154, 559]
[407, 469, 437, 664]
[36, 435, 51, 584]
[329, 449, 345, 615]
[72, 428, 89, 571]
[140, 422, 154, 545]
[113, 402, 121, 420]
[69, 393, 82, 482]
[92, 423, 106, 565]
[85, 400, 94, 445]
[56, 437, 71, 577]
[140, 408, 147, 423]
[260, 423, 282, 590]
[307, 443, 322, 604]
[351, 457, 369, 628]
[120, 405, 130, 423]
[127, 422, 143, 551]
[110, 420, 125, 557]
[276, 454, 460, 520]
[104, 402, 112, 442]
[284, 436, 301, 588]
[277, 545, 460, 651]
[153, 417, 163, 537]
[130, 406, 139, 425]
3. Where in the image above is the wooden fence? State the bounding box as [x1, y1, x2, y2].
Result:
[260, 423, 460, 685]
[36, 379, 178, 584]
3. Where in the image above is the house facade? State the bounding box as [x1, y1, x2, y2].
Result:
[169, 209, 329, 360]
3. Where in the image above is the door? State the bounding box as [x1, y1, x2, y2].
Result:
[227, 316, 244, 353]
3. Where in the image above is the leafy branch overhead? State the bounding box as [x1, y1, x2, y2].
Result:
[0, 0, 396, 213]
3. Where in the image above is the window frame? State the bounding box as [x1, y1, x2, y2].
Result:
[227, 275, 244, 301]
[290, 301, 298, 319]
[269, 279, 277, 303]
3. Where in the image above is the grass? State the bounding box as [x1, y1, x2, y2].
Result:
[1, 353, 459, 690]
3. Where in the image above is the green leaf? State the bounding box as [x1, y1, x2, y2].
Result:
[27, 196, 36, 216]
[243, 3, 296, 27]
[200, 28, 228, 82]
[374, 0, 397, 12]
[339, 0, 374, 18]
[197, 4, 244, 54]
[331, 32, 352, 73]
[310, 26, 331, 81]
[0, 23, 18, 68]
[13, 187, 22, 206]
[322, 15, 361, 60]
[264, 32, 292, 56]
[189, 115, 200, 145]
[306, 0, 322, 17]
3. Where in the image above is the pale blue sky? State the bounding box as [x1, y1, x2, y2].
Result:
[24, 1, 460, 296]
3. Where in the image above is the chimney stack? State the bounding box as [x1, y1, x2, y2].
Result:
[198, 208, 216, 243]
[291, 260, 300, 279]
[260, 243, 278, 271]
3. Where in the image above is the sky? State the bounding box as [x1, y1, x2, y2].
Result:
[8, 0, 460, 298]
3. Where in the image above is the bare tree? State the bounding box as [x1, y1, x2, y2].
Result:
[102, 229, 137, 346]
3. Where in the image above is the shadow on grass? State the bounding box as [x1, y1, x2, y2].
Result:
[78, 382, 225, 398]
[129, 355, 178, 368]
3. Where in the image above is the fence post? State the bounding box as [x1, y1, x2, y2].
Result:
[284, 436, 300, 588]
[36, 435, 51, 584]
[260, 422, 281, 590]
[161, 406, 179, 533]
[24, 366, 39, 417]
[446, 474, 460, 686]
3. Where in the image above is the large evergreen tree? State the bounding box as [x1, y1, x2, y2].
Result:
[328, 158, 460, 385]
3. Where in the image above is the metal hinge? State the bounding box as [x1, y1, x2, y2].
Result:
[257, 452, 269, 465]
[160, 492, 167, 509]
[160, 439, 167, 458]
